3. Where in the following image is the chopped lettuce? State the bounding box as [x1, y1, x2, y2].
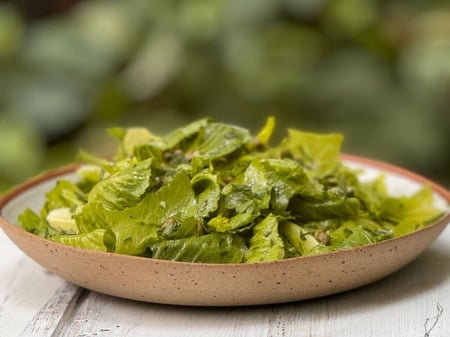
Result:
[149, 233, 246, 263]
[87, 158, 152, 211]
[279, 221, 331, 256]
[245, 214, 285, 263]
[17, 117, 448, 263]
[51, 229, 113, 252]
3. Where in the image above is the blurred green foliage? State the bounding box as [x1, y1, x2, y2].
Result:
[0, 0, 449, 193]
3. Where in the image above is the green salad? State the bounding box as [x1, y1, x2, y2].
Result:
[18, 117, 445, 263]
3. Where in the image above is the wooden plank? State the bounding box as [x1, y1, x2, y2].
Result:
[20, 283, 83, 337]
[58, 292, 271, 337]
[0, 233, 81, 337]
[58, 227, 450, 337]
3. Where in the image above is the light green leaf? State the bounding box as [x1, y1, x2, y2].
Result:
[245, 214, 285, 263]
[379, 186, 444, 236]
[279, 221, 331, 256]
[191, 171, 220, 217]
[193, 122, 250, 160]
[87, 158, 152, 211]
[51, 229, 114, 252]
[281, 129, 343, 178]
[149, 233, 246, 263]
[41, 179, 87, 218]
[328, 218, 392, 250]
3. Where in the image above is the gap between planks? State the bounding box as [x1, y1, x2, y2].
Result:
[20, 282, 86, 337]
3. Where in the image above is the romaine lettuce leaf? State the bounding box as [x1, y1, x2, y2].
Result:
[279, 221, 331, 256]
[149, 233, 246, 263]
[108, 127, 160, 160]
[192, 122, 250, 160]
[191, 171, 220, 217]
[87, 158, 152, 211]
[18, 208, 53, 238]
[379, 186, 444, 236]
[51, 229, 114, 252]
[278, 129, 343, 178]
[289, 196, 361, 222]
[164, 118, 210, 150]
[41, 179, 86, 218]
[328, 218, 392, 250]
[206, 213, 258, 233]
[245, 214, 285, 262]
[78, 170, 200, 255]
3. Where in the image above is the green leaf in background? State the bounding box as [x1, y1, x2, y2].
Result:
[1, 0, 450, 195]
[0, 4, 24, 59]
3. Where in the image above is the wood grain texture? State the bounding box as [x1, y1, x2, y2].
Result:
[1, 227, 449, 337]
[0, 234, 77, 337]
[20, 283, 83, 337]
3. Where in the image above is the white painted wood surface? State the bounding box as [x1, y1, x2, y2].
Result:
[1, 226, 449, 337]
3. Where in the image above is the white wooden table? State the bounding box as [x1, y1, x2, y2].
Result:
[1, 226, 449, 337]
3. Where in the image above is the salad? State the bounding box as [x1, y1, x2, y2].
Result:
[18, 117, 444, 263]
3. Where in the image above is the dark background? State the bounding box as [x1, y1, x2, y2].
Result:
[1, 0, 449, 193]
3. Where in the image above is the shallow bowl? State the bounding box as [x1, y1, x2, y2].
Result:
[1, 155, 449, 306]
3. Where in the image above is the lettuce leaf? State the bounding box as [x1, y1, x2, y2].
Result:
[164, 118, 210, 150]
[328, 218, 392, 250]
[18, 208, 53, 238]
[149, 233, 246, 263]
[244, 214, 285, 263]
[206, 213, 258, 233]
[191, 171, 220, 217]
[379, 186, 444, 236]
[51, 229, 114, 252]
[276, 129, 343, 178]
[279, 221, 331, 256]
[41, 179, 86, 218]
[78, 170, 200, 255]
[289, 196, 361, 222]
[191, 122, 250, 160]
[87, 158, 152, 211]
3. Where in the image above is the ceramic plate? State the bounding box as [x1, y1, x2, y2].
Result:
[0, 155, 449, 306]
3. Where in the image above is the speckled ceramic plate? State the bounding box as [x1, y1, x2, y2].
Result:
[0, 155, 449, 306]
